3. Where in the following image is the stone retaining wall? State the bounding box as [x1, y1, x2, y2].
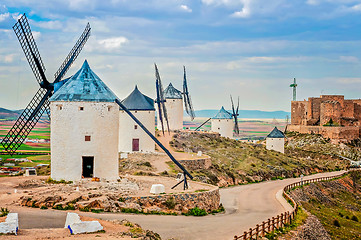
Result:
[178, 157, 212, 170]
[123, 187, 220, 213]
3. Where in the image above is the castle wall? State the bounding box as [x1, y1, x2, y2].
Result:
[50, 101, 119, 181]
[291, 101, 308, 125]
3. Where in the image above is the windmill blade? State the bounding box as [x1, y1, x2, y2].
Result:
[54, 23, 91, 83]
[1, 88, 52, 155]
[230, 95, 240, 135]
[13, 14, 49, 87]
[195, 118, 211, 131]
[182, 66, 195, 120]
[154, 64, 170, 133]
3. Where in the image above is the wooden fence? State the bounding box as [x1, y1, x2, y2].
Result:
[233, 172, 347, 240]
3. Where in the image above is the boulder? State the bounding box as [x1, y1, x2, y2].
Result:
[0, 213, 18, 235]
[150, 184, 165, 194]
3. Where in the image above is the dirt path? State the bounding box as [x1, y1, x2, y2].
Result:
[4, 171, 345, 240]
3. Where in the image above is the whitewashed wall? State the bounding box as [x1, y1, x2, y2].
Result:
[119, 110, 155, 153]
[211, 119, 234, 138]
[266, 138, 285, 153]
[50, 101, 119, 181]
[157, 98, 183, 131]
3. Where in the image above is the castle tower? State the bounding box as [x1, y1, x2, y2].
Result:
[49, 60, 119, 181]
[119, 86, 155, 153]
[266, 127, 285, 153]
[157, 83, 183, 131]
[211, 106, 234, 138]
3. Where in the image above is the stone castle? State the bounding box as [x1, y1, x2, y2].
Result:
[288, 95, 361, 142]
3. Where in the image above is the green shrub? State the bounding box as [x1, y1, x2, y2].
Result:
[91, 209, 104, 213]
[79, 207, 90, 212]
[333, 219, 341, 227]
[183, 207, 207, 216]
[0, 207, 9, 217]
[352, 215, 359, 222]
[40, 205, 48, 210]
[121, 208, 141, 214]
[118, 197, 125, 202]
[164, 197, 176, 209]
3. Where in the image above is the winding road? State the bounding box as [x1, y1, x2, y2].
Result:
[15, 170, 345, 240]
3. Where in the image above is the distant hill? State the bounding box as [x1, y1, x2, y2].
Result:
[0, 107, 49, 123]
[0, 108, 20, 120]
[191, 109, 290, 119]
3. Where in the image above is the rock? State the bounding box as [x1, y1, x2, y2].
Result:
[64, 212, 103, 235]
[150, 184, 165, 194]
[0, 213, 18, 235]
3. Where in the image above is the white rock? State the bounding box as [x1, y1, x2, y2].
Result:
[150, 184, 165, 194]
[64, 212, 81, 228]
[120, 153, 128, 159]
[0, 213, 18, 235]
[70, 221, 103, 234]
[197, 151, 202, 156]
[65, 213, 103, 235]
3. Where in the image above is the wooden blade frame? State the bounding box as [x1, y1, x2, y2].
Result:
[183, 66, 195, 120]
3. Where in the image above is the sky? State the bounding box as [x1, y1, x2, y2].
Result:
[1, 1, 361, 112]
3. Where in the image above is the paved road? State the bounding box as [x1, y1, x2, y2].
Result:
[15, 171, 345, 240]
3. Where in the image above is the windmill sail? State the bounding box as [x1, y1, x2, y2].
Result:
[1, 14, 91, 155]
[182, 66, 195, 120]
[231, 95, 240, 135]
[154, 64, 170, 134]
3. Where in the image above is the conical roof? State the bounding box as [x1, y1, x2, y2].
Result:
[164, 83, 183, 99]
[121, 86, 155, 111]
[267, 127, 285, 138]
[50, 60, 118, 102]
[212, 106, 233, 119]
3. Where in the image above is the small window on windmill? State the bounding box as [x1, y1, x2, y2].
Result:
[218, 127, 220, 130]
[218, 120, 220, 122]
[85, 136, 91, 141]
[134, 125, 138, 130]
[173, 100, 175, 102]
[57, 105, 63, 110]
[135, 111, 138, 113]
[107, 106, 112, 111]
[79, 107, 84, 111]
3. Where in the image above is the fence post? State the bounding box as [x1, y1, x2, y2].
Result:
[249, 228, 252, 238]
[276, 215, 279, 228]
[243, 231, 247, 240]
[256, 224, 259, 238]
[281, 213, 284, 227]
[262, 221, 265, 236]
[272, 217, 275, 231]
[268, 218, 271, 232]
[234, 236, 238, 240]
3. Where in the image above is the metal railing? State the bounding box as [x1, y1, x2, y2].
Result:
[234, 172, 347, 239]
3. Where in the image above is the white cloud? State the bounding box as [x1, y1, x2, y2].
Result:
[231, 7, 251, 18]
[98, 37, 128, 50]
[0, 12, 9, 22]
[34, 20, 62, 30]
[4, 54, 14, 63]
[32, 31, 41, 40]
[180, 5, 192, 13]
[339, 56, 358, 62]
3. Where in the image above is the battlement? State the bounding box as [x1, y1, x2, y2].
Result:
[290, 95, 361, 142]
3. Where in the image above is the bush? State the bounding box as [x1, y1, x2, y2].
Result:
[183, 207, 207, 216]
[164, 197, 176, 209]
[40, 205, 48, 210]
[0, 207, 9, 217]
[333, 219, 341, 227]
[91, 209, 104, 213]
[352, 215, 359, 222]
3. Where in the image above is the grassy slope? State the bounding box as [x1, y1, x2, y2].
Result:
[291, 172, 361, 240]
[170, 132, 348, 186]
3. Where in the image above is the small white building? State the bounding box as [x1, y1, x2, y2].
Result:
[266, 127, 285, 153]
[157, 83, 183, 131]
[49, 60, 119, 181]
[119, 86, 156, 153]
[211, 106, 234, 138]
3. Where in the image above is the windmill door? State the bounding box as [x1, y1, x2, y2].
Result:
[82, 156, 94, 178]
[132, 139, 139, 152]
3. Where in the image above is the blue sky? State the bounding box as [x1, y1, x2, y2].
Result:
[1, 0, 361, 112]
